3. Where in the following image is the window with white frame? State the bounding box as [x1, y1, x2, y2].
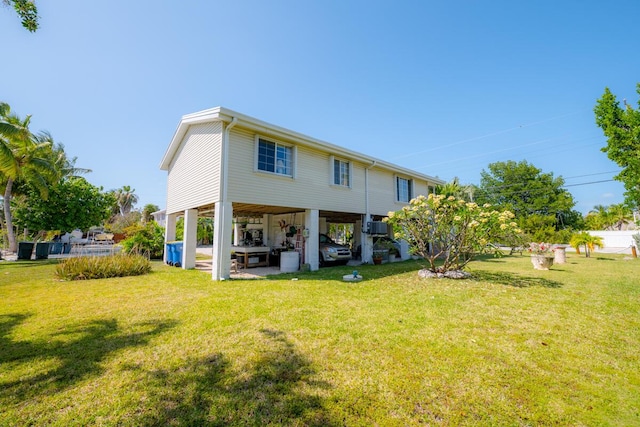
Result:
[396, 176, 413, 202]
[257, 138, 293, 176]
[333, 158, 351, 187]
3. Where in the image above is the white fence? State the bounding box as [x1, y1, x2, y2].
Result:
[587, 230, 639, 254]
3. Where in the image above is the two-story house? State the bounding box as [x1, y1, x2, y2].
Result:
[160, 107, 444, 280]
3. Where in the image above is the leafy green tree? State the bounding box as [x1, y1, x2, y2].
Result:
[594, 84, 640, 208]
[121, 222, 165, 259]
[0, 102, 57, 252]
[13, 177, 115, 233]
[475, 160, 580, 234]
[2, 0, 38, 32]
[386, 194, 521, 273]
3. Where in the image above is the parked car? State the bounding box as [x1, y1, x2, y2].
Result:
[319, 234, 352, 266]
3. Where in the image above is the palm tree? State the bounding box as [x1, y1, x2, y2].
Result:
[587, 204, 611, 230]
[114, 185, 139, 216]
[0, 103, 57, 252]
[570, 232, 604, 258]
[38, 134, 91, 179]
[607, 203, 633, 230]
[436, 177, 475, 201]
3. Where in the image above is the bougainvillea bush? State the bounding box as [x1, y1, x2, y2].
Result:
[386, 194, 521, 273]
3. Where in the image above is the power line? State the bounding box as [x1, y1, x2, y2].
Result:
[392, 111, 582, 161]
[563, 170, 621, 180]
[563, 179, 615, 187]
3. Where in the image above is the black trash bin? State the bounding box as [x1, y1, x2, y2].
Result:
[35, 242, 50, 260]
[17, 242, 35, 260]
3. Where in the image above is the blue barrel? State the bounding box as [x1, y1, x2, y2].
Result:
[173, 242, 183, 267]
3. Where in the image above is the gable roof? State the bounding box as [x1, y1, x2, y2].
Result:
[160, 106, 444, 184]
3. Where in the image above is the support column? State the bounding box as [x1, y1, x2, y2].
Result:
[305, 209, 319, 271]
[164, 213, 178, 263]
[183, 209, 198, 269]
[361, 214, 373, 263]
[262, 214, 270, 246]
[212, 201, 233, 280]
[233, 221, 242, 246]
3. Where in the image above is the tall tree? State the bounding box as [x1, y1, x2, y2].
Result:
[0, 102, 57, 252]
[475, 160, 579, 233]
[112, 185, 139, 216]
[594, 84, 640, 208]
[2, 0, 38, 32]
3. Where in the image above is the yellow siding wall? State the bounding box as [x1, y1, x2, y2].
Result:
[226, 128, 435, 216]
[166, 122, 222, 213]
[227, 128, 369, 213]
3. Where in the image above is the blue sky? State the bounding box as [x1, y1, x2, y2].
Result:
[2, 0, 639, 214]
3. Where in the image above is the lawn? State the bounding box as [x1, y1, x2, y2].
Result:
[1, 253, 639, 426]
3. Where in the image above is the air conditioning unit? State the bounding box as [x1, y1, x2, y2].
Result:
[367, 221, 387, 235]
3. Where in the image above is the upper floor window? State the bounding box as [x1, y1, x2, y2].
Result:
[333, 158, 351, 187]
[257, 138, 292, 176]
[396, 177, 413, 203]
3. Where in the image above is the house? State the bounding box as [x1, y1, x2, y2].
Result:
[151, 209, 167, 228]
[160, 107, 444, 280]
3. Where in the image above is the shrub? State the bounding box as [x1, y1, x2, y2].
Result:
[386, 194, 521, 273]
[55, 254, 152, 280]
[121, 222, 165, 259]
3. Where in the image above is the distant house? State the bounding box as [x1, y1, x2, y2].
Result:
[160, 107, 444, 280]
[151, 209, 166, 228]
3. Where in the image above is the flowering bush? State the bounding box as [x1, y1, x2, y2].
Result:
[528, 242, 554, 256]
[386, 194, 521, 273]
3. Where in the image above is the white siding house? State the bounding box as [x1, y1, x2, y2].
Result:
[160, 107, 444, 280]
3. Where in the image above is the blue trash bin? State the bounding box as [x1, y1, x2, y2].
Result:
[50, 241, 63, 254]
[173, 242, 183, 267]
[165, 243, 175, 265]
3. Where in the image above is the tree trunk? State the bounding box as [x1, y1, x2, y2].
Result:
[3, 179, 17, 253]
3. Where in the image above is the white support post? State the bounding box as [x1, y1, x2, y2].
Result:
[305, 209, 319, 271]
[361, 214, 373, 263]
[164, 213, 178, 263]
[183, 209, 198, 269]
[212, 201, 233, 280]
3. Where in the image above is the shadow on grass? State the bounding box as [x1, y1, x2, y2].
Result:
[0, 259, 60, 269]
[471, 270, 563, 288]
[0, 313, 177, 403]
[136, 328, 338, 426]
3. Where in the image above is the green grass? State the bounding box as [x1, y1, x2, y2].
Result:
[1, 254, 639, 426]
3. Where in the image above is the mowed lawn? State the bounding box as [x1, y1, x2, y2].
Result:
[1, 253, 639, 426]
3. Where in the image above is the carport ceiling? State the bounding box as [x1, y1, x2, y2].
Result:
[196, 203, 364, 223]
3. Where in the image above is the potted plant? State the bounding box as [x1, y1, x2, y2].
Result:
[528, 242, 554, 270]
[372, 251, 384, 265]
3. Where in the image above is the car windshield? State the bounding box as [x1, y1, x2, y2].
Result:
[320, 234, 335, 244]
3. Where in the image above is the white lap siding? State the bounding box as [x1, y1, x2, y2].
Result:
[166, 122, 222, 214]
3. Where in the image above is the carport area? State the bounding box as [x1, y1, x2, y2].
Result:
[165, 201, 382, 280]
